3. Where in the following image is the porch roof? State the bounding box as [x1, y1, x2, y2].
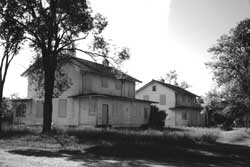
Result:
[169, 106, 202, 111]
[69, 93, 158, 103]
[11, 98, 32, 102]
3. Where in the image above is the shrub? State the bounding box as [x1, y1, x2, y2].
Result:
[148, 105, 166, 129]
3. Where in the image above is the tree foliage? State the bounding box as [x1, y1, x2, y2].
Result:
[207, 18, 250, 126]
[0, 3, 24, 132]
[148, 105, 166, 129]
[27, 53, 73, 98]
[160, 70, 191, 89]
[0, 0, 130, 133]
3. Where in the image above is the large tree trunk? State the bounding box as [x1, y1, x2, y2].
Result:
[42, 56, 56, 133]
[0, 85, 3, 132]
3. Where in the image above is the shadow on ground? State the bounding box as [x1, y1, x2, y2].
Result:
[8, 141, 250, 167]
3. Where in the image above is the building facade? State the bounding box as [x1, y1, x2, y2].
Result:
[12, 57, 153, 128]
[136, 80, 204, 127]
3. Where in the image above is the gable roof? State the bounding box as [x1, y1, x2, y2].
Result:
[22, 56, 141, 83]
[136, 79, 199, 97]
[71, 57, 141, 82]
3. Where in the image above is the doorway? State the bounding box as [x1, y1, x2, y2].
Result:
[102, 104, 109, 125]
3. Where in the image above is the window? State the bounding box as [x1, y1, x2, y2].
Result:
[144, 108, 150, 120]
[115, 81, 121, 90]
[112, 103, 119, 117]
[182, 111, 187, 120]
[143, 95, 149, 100]
[89, 98, 96, 116]
[128, 83, 135, 97]
[36, 101, 43, 118]
[58, 99, 67, 118]
[152, 85, 156, 91]
[102, 104, 109, 125]
[15, 102, 26, 117]
[160, 94, 166, 105]
[101, 77, 108, 88]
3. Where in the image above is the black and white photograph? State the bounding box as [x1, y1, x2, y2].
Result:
[0, 0, 250, 166]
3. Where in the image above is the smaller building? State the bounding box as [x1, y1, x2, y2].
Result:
[136, 80, 204, 127]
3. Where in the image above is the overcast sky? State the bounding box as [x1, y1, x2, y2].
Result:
[2, 0, 250, 97]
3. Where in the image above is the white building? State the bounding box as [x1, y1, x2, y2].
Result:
[136, 80, 204, 127]
[12, 57, 155, 128]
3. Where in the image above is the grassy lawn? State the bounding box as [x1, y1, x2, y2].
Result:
[0, 127, 250, 167]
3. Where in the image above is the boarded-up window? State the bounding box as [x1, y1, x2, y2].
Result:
[89, 98, 96, 116]
[101, 77, 108, 88]
[160, 95, 166, 105]
[112, 103, 118, 117]
[115, 81, 121, 90]
[128, 83, 134, 97]
[36, 101, 43, 118]
[143, 95, 149, 101]
[182, 111, 187, 120]
[58, 99, 67, 118]
[144, 108, 150, 120]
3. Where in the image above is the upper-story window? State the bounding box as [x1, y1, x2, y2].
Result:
[115, 80, 121, 90]
[182, 111, 187, 120]
[101, 77, 108, 88]
[160, 94, 166, 105]
[152, 85, 156, 91]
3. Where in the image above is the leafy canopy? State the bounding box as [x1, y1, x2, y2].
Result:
[207, 18, 250, 120]
[160, 70, 191, 89]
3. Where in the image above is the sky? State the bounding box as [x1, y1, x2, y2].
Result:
[2, 0, 250, 98]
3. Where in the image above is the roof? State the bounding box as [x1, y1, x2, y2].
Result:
[69, 93, 158, 103]
[71, 57, 141, 82]
[11, 98, 32, 102]
[22, 56, 141, 83]
[136, 80, 199, 97]
[169, 106, 202, 110]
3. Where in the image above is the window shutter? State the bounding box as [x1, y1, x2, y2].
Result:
[160, 95, 166, 105]
[58, 99, 67, 118]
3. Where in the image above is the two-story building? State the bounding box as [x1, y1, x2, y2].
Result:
[12, 57, 155, 128]
[136, 80, 204, 127]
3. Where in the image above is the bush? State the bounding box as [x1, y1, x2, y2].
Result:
[148, 105, 166, 129]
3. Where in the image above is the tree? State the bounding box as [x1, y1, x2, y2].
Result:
[0, 6, 24, 132]
[160, 70, 191, 89]
[25, 53, 73, 99]
[148, 105, 166, 129]
[207, 18, 250, 126]
[203, 89, 226, 126]
[0, 0, 130, 133]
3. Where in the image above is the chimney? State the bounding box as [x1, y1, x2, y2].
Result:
[160, 78, 165, 83]
[102, 59, 109, 67]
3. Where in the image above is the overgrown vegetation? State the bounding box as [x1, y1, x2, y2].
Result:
[148, 105, 166, 129]
[1, 127, 250, 167]
[66, 128, 219, 146]
[0, 127, 219, 146]
[205, 18, 250, 128]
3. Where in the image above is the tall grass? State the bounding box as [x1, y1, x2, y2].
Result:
[0, 126, 220, 148]
[66, 127, 219, 146]
[0, 127, 37, 139]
